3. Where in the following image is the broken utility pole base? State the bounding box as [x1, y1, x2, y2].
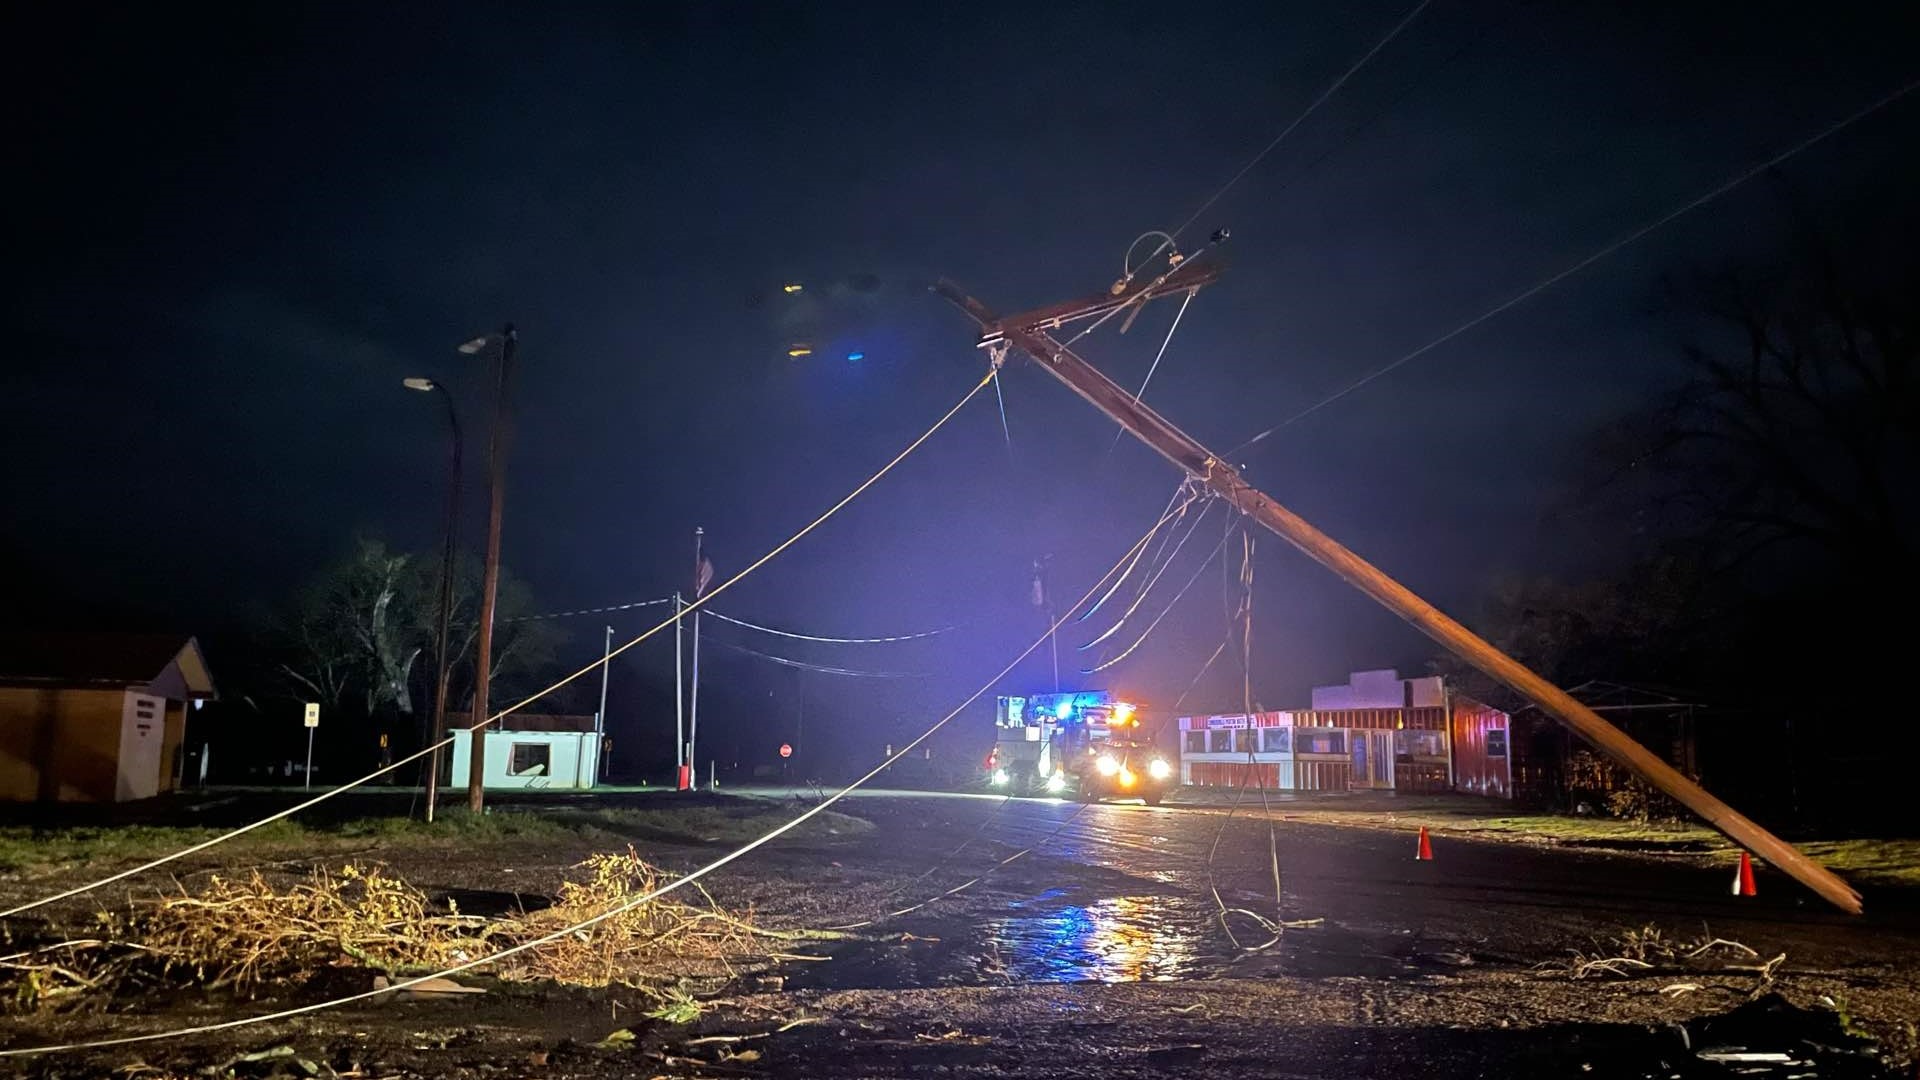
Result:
[935, 276, 1863, 916]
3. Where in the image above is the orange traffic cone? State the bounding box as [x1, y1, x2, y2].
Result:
[1415, 826, 1434, 861]
[1732, 851, 1757, 897]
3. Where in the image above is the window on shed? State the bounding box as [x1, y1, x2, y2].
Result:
[1234, 728, 1259, 754]
[1484, 729, 1509, 757]
[1262, 727, 1293, 754]
[510, 742, 551, 776]
[1207, 730, 1233, 753]
[1184, 731, 1205, 754]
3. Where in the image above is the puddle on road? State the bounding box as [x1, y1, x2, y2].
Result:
[790, 892, 1453, 991]
[983, 895, 1209, 983]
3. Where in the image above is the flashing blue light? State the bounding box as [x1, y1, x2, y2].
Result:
[846, 351, 865, 361]
[1055, 702, 1074, 720]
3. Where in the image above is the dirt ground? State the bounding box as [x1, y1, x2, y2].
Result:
[1, 789, 1915, 1078]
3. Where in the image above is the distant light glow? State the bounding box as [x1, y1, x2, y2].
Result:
[1055, 702, 1074, 720]
[1111, 702, 1135, 724]
[1095, 755, 1119, 777]
[1045, 771, 1068, 794]
[992, 768, 1010, 786]
[1148, 758, 1172, 781]
[846, 351, 865, 361]
[783, 283, 804, 293]
[1117, 767, 1136, 788]
[787, 344, 813, 358]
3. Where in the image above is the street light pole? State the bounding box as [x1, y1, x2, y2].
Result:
[687, 527, 705, 791]
[595, 623, 612, 735]
[465, 324, 517, 815]
[674, 591, 685, 783]
[402, 377, 462, 823]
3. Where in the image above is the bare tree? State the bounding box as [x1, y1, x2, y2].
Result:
[1655, 258, 1919, 579]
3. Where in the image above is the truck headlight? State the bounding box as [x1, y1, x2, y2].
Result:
[1045, 771, 1068, 793]
[1148, 758, 1172, 781]
[1095, 755, 1119, 777]
[992, 769, 1010, 786]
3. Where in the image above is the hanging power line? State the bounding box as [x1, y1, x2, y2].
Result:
[1080, 498, 1217, 651]
[1078, 482, 1197, 624]
[504, 596, 673, 622]
[1104, 288, 1198, 456]
[1231, 75, 1920, 453]
[1170, 0, 1435, 244]
[704, 637, 930, 678]
[1084, 521, 1240, 674]
[702, 607, 966, 645]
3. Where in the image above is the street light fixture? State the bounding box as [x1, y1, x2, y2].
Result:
[402, 376, 461, 822]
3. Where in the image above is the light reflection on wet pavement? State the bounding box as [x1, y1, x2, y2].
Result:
[983, 895, 1208, 983]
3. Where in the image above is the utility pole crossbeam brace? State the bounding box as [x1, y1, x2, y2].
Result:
[936, 278, 1862, 915]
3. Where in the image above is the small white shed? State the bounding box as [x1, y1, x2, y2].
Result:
[449, 714, 601, 791]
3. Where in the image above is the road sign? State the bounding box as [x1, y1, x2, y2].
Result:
[778, 743, 792, 759]
[304, 703, 320, 728]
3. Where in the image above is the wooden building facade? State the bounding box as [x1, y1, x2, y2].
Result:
[0, 634, 217, 802]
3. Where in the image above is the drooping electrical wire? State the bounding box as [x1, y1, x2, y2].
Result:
[1169, 0, 1434, 245]
[1104, 288, 1197, 457]
[1079, 498, 1217, 651]
[990, 370, 1015, 463]
[1049, 0, 1432, 365]
[702, 608, 965, 645]
[1230, 75, 1920, 454]
[1082, 520, 1238, 674]
[703, 637, 929, 679]
[0, 371, 997, 923]
[1200, 528, 1292, 953]
[0, 483, 1189, 1059]
[503, 596, 673, 622]
[1077, 482, 1194, 624]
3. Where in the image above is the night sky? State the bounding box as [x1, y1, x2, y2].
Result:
[8, 2, 1916, 766]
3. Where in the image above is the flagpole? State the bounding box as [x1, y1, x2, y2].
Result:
[688, 526, 705, 791]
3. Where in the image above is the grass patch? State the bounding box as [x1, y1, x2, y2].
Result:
[1259, 796, 1919, 888]
[0, 799, 873, 879]
[1442, 814, 1722, 846]
[1794, 839, 1920, 888]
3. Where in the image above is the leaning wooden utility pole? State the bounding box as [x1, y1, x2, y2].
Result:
[937, 276, 1863, 915]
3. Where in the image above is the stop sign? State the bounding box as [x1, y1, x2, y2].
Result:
[779, 743, 793, 759]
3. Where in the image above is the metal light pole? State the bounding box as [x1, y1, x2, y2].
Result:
[402, 377, 462, 823]
[674, 591, 685, 784]
[687, 527, 705, 791]
[463, 325, 517, 815]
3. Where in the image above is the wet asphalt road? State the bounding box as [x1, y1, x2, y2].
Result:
[4, 787, 1914, 1077]
[798, 788, 1918, 974]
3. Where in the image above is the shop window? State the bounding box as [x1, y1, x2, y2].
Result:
[510, 742, 551, 776]
[1395, 730, 1445, 758]
[1485, 729, 1508, 757]
[1261, 727, 1292, 754]
[1184, 731, 1205, 754]
[1234, 728, 1259, 754]
[1207, 730, 1233, 753]
[1297, 729, 1346, 755]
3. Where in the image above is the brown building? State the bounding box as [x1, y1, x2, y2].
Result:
[0, 634, 216, 802]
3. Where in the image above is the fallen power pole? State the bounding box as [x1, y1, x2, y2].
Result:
[937, 277, 1863, 915]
